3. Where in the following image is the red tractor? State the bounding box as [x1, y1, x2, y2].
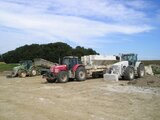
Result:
[43, 56, 86, 83]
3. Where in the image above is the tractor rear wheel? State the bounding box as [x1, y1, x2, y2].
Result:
[18, 70, 27, 78]
[57, 71, 69, 83]
[124, 66, 134, 80]
[138, 63, 145, 78]
[75, 67, 86, 81]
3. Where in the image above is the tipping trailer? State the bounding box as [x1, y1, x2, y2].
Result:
[81, 55, 117, 78]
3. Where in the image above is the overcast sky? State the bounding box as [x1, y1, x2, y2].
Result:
[0, 0, 160, 59]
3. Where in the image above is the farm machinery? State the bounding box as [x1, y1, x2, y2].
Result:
[43, 56, 86, 83]
[7, 58, 56, 78]
[104, 53, 145, 81]
[43, 55, 117, 83]
[44, 53, 145, 83]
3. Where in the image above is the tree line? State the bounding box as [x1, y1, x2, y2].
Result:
[1, 42, 99, 63]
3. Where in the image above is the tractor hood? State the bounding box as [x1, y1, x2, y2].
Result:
[13, 66, 21, 71]
[107, 61, 129, 78]
[50, 65, 67, 73]
[12, 65, 21, 76]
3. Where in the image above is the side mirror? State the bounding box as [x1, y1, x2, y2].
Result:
[116, 56, 120, 61]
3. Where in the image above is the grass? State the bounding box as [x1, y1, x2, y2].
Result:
[154, 70, 160, 74]
[142, 60, 160, 65]
[0, 62, 18, 72]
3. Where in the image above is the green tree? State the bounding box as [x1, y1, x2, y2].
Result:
[0, 54, 4, 62]
[2, 42, 99, 63]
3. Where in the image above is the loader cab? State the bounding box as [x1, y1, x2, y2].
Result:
[62, 56, 80, 70]
[121, 54, 137, 66]
[20, 60, 33, 70]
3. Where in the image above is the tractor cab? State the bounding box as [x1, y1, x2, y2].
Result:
[120, 53, 137, 66]
[62, 56, 81, 70]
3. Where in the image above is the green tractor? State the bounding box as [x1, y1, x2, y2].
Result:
[10, 60, 38, 78]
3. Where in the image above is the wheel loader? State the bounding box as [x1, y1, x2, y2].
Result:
[104, 53, 145, 81]
[7, 58, 57, 78]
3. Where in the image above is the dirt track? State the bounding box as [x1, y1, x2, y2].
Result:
[0, 75, 160, 120]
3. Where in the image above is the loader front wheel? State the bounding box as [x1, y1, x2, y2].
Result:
[18, 70, 27, 78]
[124, 66, 134, 80]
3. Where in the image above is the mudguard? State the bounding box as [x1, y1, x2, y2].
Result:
[72, 64, 84, 72]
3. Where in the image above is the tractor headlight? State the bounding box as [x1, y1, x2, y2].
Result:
[54, 68, 59, 73]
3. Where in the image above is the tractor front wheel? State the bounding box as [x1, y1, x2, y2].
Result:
[57, 71, 69, 83]
[124, 66, 134, 80]
[75, 67, 86, 81]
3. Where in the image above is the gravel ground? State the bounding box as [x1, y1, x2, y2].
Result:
[0, 75, 160, 120]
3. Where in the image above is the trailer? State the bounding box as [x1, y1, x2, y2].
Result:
[81, 55, 117, 78]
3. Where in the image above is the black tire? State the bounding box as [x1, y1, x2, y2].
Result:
[124, 66, 135, 80]
[46, 78, 56, 83]
[57, 71, 69, 83]
[30, 69, 37, 76]
[138, 63, 145, 78]
[18, 70, 27, 78]
[75, 67, 86, 81]
[92, 73, 99, 78]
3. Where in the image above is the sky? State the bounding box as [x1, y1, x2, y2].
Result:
[0, 0, 160, 60]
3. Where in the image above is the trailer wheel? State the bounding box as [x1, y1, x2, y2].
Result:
[18, 70, 27, 78]
[124, 66, 134, 80]
[138, 63, 145, 78]
[57, 71, 69, 83]
[76, 67, 86, 81]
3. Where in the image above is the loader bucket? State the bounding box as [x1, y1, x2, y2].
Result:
[103, 73, 119, 81]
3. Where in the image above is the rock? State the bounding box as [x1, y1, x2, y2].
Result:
[103, 73, 119, 81]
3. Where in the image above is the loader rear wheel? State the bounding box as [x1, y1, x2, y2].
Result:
[138, 63, 145, 78]
[76, 67, 86, 81]
[124, 66, 134, 80]
[31, 69, 37, 76]
[18, 70, 27, 78]
[57, 71, 69, 83]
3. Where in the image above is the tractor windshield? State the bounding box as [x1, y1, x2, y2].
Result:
[121, 54, 137, 65]
[62, 57, 79, 69]
[121, 55, 131, 61]
[63, 58, 70, 66]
